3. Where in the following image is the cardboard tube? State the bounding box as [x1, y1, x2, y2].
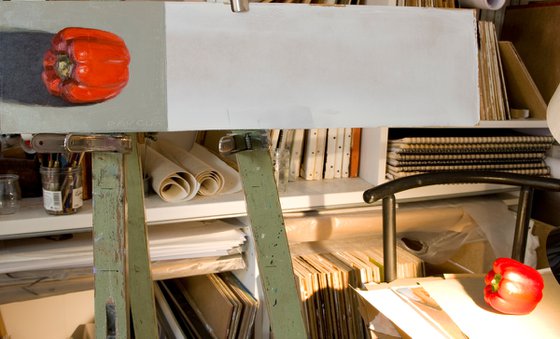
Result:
[284, 206, 467, 243]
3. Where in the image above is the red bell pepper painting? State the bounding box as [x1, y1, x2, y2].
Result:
[41, 27, 130, 104]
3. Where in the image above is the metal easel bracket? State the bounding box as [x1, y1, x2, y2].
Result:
[31, 133, 132, 154]
[218, 130, 269, 156]
[230, 0, 249, 13]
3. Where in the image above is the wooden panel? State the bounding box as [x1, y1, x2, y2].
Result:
[1, 3, 479, 133]
[0, 2, 167, 133]
[501, 2, 560, 103]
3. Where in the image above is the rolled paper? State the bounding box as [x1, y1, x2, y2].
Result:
[459, 0, 505, 10]
[154, 139, 223, 196]
[143, 145, 199, 202]
[189, 143, 242, 195]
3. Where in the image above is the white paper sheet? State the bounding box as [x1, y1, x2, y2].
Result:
[356, 280, 449, 339]
[420, 270, 560, 339]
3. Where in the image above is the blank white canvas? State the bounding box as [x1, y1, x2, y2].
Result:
[166, 3, 479, 131]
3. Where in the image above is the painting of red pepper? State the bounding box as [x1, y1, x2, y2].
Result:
[42, 27, 130, 104]
[484, 257, 544, 315]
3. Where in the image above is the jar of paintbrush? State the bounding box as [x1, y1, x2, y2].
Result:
[39, 153, 83, 215]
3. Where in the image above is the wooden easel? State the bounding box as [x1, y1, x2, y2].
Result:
[90, 131, 306, 338]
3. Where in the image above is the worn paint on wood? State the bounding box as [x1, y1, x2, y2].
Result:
[92, 152, 129, 338]
[235, 130, 306, 339]
[125, 134, 158, 338]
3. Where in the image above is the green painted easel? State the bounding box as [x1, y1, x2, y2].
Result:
[90, 131, 306, 338]
[91, 134, 157, 339]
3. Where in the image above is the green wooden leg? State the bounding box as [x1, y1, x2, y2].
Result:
[125, 134, 158, 338]
[92, 152, 129, 339]
[234, 131, 307, 339]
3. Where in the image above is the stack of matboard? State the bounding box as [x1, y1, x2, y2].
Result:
[156, 272, 258, 339]
[291, 240, 423, 338]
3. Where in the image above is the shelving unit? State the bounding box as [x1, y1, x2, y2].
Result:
[4, 123, 549, 239]
[2, 1, 555, 338]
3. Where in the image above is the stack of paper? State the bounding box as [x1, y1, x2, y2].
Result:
[356, 269, 560, 338]
[421, 270, 560, 339]
[0, 220, 247, 274]
[156, 272, 258, 339]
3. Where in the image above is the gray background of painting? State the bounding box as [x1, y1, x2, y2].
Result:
[0, 2, 167, 133]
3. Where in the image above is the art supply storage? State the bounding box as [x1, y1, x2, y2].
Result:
[0, 1, 557, 338]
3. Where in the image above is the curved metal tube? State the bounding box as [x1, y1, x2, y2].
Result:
[363, 171, 560, 282]
[364, 171, 560, 204]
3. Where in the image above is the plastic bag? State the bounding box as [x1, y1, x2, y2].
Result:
[398, 224, 482, 265]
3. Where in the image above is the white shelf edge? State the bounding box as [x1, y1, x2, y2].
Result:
[0, 178, 373, 239]
[0, 178, 514, 239]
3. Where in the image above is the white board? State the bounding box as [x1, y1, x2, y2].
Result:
[0, 2, 479, 133]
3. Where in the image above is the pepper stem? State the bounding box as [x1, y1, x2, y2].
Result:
[55, 55, 73, 80]
[491, 273, 502, 292]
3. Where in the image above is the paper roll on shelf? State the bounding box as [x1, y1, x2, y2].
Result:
[154, 139, 224, 196]
[143, 145, 199, 202]
[284, 206, 468, 243]
[189, 143, 242, 195]
[459, 0, 505, 10]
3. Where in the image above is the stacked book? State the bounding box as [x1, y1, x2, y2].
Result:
[386, 132, 556, 179]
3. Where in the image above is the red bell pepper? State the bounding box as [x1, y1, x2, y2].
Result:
[42, 27, 130, 104]
[484, 257, 544, 315]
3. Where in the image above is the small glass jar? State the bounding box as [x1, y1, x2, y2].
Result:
[0, 174, 21, 215]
